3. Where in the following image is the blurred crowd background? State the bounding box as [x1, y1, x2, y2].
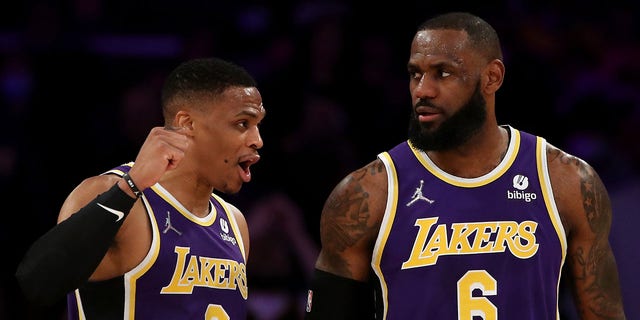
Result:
[1, 0, 638, 319]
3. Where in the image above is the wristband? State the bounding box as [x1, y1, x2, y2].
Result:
[122, 172, 142, 198]
[305, 269, 376, 319]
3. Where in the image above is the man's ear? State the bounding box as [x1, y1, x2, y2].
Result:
[483, 59, 505, 95]
[174, 110, 194, 134]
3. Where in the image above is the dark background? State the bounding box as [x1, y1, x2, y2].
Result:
[1, 1, 638, 319]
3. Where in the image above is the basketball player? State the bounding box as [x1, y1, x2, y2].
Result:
[16, 57, 265, 319]
[305, 12, 627, 319]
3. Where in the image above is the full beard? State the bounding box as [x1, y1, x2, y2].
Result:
[408, 83, 487, 152]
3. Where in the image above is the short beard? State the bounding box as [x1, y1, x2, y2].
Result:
[408, 83, 487, 151]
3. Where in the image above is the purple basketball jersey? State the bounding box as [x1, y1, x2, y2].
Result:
[67, 163, 248, 319]
[372, 126, 566, 319]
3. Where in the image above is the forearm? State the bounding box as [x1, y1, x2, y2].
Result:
[15, 183, 136, 306]
[570, 248, 627, 319]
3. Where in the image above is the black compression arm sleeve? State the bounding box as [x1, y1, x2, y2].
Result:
[305, 268, 375, 320]
[15, 183, 137, 306]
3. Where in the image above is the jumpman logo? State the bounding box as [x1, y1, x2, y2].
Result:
[163, 211, 182, 235]
[406, 180, 435, 206]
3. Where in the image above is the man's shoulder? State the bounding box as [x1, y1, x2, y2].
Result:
[100, 161, 135, 177]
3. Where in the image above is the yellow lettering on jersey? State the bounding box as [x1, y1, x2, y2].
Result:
[402, 218, 539, 269]
[470, 222, 497, 253]
[448, 223, 474, 252]
[510, 220, 538, 258]
[422, 223, 448, 258]
[161, 246, 248, 299]
[406, 217, 438, 260]
[199, 257, 215, 287]
[491, 221, 517, 252]
[182, 255, 200, 284]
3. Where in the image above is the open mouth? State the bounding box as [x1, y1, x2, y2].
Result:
[238, 154, 260, 182]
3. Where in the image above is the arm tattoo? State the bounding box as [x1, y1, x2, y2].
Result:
[579, 163, 624, 318]
[320, 161, 385, 274]
[578, 163, 608, 234]
[561, 153, 625, 318]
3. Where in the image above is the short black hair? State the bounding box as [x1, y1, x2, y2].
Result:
[418, 12, 503, 61]
[161, 57, 257, 120]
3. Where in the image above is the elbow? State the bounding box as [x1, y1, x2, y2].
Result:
[15, 256, 71, 307]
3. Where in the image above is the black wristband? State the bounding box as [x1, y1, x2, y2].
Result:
[122, 172, 142, 198]
[305, 269, 375, 320]
[15, 183, 137, 306]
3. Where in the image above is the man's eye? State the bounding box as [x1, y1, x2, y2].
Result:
[440, 71, 451, 78]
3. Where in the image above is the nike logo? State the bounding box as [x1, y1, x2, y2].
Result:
[97, 203, 125, 222]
